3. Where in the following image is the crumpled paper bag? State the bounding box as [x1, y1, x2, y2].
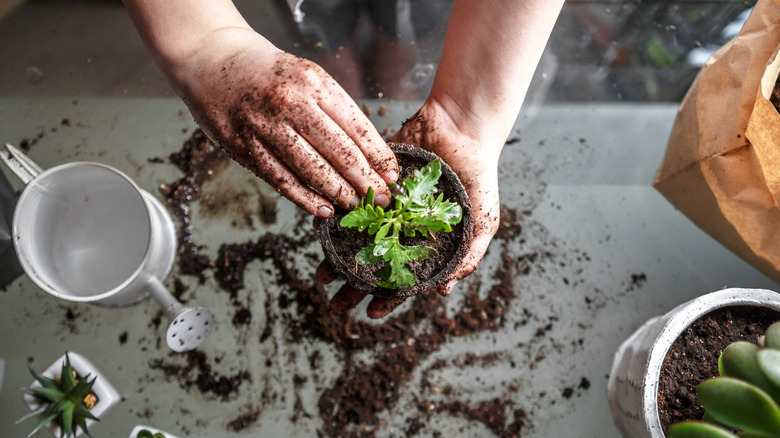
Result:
[654, 0, 780, 284]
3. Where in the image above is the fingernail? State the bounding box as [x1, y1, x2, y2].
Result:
[439, 279, 457, 296]
[317, 206, 333, 217]
[374, 193, 390, 207]
[349, 196, 360, 208]
[385, 170, 398, 183]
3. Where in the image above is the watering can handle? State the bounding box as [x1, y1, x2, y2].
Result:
[0, 143, 43, 185]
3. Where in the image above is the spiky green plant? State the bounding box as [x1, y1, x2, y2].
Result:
[668, 321, 780, 438]
[17, 352, 99, 438]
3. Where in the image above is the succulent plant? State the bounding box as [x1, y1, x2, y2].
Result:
[136, 430, 167, 438]
[17, 352, 100, 438]
[668, 321, 780, 438]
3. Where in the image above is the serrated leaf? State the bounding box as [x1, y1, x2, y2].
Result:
[396, 160, 442, 208]
[405, 245, 437, 262]
[375, 222, 391, 242]
[340, 203, 385, 231]
[698, 377, 780, 435]
[405, 194, 462, 236]
[666, 421, 738, 438]
[356, 244, 382, 265]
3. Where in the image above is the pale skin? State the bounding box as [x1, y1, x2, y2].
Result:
[123, 0, 564, 318]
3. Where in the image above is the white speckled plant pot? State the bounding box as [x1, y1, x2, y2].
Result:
[23, 352, 120, 438]
[606, 288, 780, 438]
[129, 425, 181, 438]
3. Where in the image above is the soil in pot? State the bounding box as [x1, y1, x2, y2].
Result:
[657, 305, 780, 433]
[321, 145, 471, 298]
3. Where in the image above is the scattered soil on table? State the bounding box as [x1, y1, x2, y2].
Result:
[146, 129, 611, 437]
[657, 305, 780, 432]
[324, 151, 464, 296]
[148, 350, 250, 402]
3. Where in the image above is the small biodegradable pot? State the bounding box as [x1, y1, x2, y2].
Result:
[606, 288, 780, 438]
[318, 143, 473, 299]
[24, 352, 120, 437]
[130, 425, 181, 438]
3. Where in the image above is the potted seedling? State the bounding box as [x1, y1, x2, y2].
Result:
[130, 425, 179, 438]
[318, 143, 473, 298]
[607, 288, 780, 438]
[19, 352, 120, 438]
[666, 321, 780, 437]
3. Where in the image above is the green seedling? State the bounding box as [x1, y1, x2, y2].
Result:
[340, 160, 462, 289]
[17, 352, 100, 438]
[668, 321, 780, 438]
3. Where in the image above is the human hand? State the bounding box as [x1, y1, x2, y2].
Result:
[317, 99, 501, 319]
[390, 100, 501, 297]
[167, 28, 398, 216]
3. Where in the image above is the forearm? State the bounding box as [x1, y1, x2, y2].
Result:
[430, 0, 564, 147]
[122, 0, 263, 85]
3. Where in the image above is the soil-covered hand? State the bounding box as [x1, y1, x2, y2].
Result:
[315, 99, 501, 320]
[167, 28, 398, 217]
[390, 101, 500, 297]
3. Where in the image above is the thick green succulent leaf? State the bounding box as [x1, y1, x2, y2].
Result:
[667, 421, 738, 438]
[396, 160, 442, 208]
[60, 354, 77, 393]
[698, 377, 780, 435]
[61, 404, 74, 437]
[32, 385, 66, 404]
[29, 411, 59, 438]
[765, 322, 780, 349]
[29, 367, 59, 391]
[721, 342, 780, 402]
[757, 349, 780, 390]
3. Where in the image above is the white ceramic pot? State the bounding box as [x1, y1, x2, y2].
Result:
[129, 425, 181, 438]
[606, 288, 780, 437]
[23, 352, 120, 437]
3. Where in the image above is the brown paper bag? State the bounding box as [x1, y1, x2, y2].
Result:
[654, 0, 780, 283]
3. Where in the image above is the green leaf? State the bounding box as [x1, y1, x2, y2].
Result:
[32, 386, 66, 404]
[29, 412, 59, 438]
[765, 322, 780, 349]
[404, 245, 437, 262]
[29, 367, 59, 391]
[355, 244, 382, 265]
[667, 421, 738, 438]
[375, 222, 391, 242]
[137, 431, 155, 438]
[340, 203, 386, 232]
[61, 354, 77, 393]
[405, 194, 462, 236]
[396, 160, 442, 208]
[757, 349, 780, 390]
[698, 377, 780, 435]
[721, 342, 780, 402]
